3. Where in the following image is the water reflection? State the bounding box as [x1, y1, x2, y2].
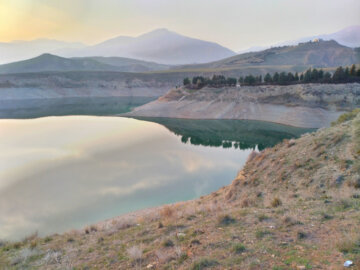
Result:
[0, 96, 155, 119]
[133, 118, 315, 150]
[0, 116, 312, 241]
[0, 116, 248, 241]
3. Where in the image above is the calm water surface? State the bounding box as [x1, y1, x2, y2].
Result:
[0, 116, 312, 240]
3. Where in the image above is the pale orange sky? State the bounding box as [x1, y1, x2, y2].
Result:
[1, 0, 359, 50]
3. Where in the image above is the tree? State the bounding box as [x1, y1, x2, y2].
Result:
[255, 75, 262, 84]
[264, 73, 272, 83]
[227, 77, 237, 86]
[272, 72, 280, 83]
[333, 66, 345, 82]
[294, 72, 299, 81]
[357, 68, 360, 77]
[311, 68, 319, 81]
[287, 72, 295, 82]
[278, 72, 288, 84]
[344, 67, 350, 78]
[244, 75, 256, 85]
[238, 77, 244, 84]
[300, 73, 304, 81]
[350, 64, 356, 76]
[303, 68, 312, 83]
[183, 77, 190, 86]
[324, 72, 332, 82]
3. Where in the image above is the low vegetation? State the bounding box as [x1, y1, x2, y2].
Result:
[1, 110, 360, 269]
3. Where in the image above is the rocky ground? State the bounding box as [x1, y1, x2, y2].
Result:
[127, 83, 360, 128]
[0, 110, 359, 269]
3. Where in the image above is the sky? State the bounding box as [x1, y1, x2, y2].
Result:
[0, 0, 359, 51]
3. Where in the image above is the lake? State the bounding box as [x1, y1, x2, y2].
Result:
[0, 115, 313, 241]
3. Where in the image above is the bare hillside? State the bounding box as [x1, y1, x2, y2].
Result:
[127, 83, 360, 128]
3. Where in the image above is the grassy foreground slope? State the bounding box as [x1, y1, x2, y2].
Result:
[1, 111, 360, 270]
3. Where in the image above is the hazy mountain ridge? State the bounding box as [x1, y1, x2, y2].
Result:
[1, 39, 358, 76]
[62, 29, 236, 65]
[0, 29, 236, 65]
[0, 54, 170, 74]
[238, 25, 360, 53]
[176, 39, 360, 71]
[0, 39, 86, 65]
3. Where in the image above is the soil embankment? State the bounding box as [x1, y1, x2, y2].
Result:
[127, 83, 360, 128]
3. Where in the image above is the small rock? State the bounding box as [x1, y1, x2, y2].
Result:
[288, 139, 296, 147]
[177, 232, 186, 237]
[297, 266, 306, 270]
[146, 264, 155, 269]
[344, 260, 354, 267]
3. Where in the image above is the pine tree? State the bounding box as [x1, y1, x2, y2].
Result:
[264, 73, 272, 83]
[183, 78, 191, 86]
[303, 68, 312, 82]
[333, 66, 345, 82]
[294, 72, 299, 81]
[350, 64, 356, 76]
[272, 72, 280, 83]
[324, 72, 332, 82]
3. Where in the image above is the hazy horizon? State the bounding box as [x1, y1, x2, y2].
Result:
[1, 0, 359, 51]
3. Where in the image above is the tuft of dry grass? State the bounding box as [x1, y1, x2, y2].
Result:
[160, 205, 174, 220]
[271, 197, 282, 208]
[127, 245, 143, 261]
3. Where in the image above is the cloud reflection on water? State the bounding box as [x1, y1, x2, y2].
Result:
[0, 116, 247, 240]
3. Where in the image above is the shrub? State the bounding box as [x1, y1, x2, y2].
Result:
[320, 212, 333, 221]
[44, 236, 52, 243]
[67, 237, 74, 243]
[191, 258, 219, 270]
[271, 197, 282, 208]
[297, 231, 307, 240]
[162, 239, 174, 247]
[160, 205, 174, 220]
[217, 215, 236, 226]
[255, 229, 271, 239]
[332, 109, 360, 126]
[190, 239, 201, 245]
[127, 245, 143, 261]
[337, 238, 360, 254]
[258, 214, 269, 222]
[232, 243, 246, 254]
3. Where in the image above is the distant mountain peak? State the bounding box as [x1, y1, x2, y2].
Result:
[137, 28, 181, 39]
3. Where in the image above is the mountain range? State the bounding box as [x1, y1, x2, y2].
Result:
[0, 39, 358, 75]
[178, 39, 360, 72]
[0, 54, 170, 74]
[238, 25, 360, 53]
[1, 26, 359, 67]
[0, 29, 236, 65]
[0, 39, 86, 65]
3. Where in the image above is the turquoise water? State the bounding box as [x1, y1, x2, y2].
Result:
[0, 116, 312, 241]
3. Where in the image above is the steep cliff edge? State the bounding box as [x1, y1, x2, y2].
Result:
[126, 83, 360, 128]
